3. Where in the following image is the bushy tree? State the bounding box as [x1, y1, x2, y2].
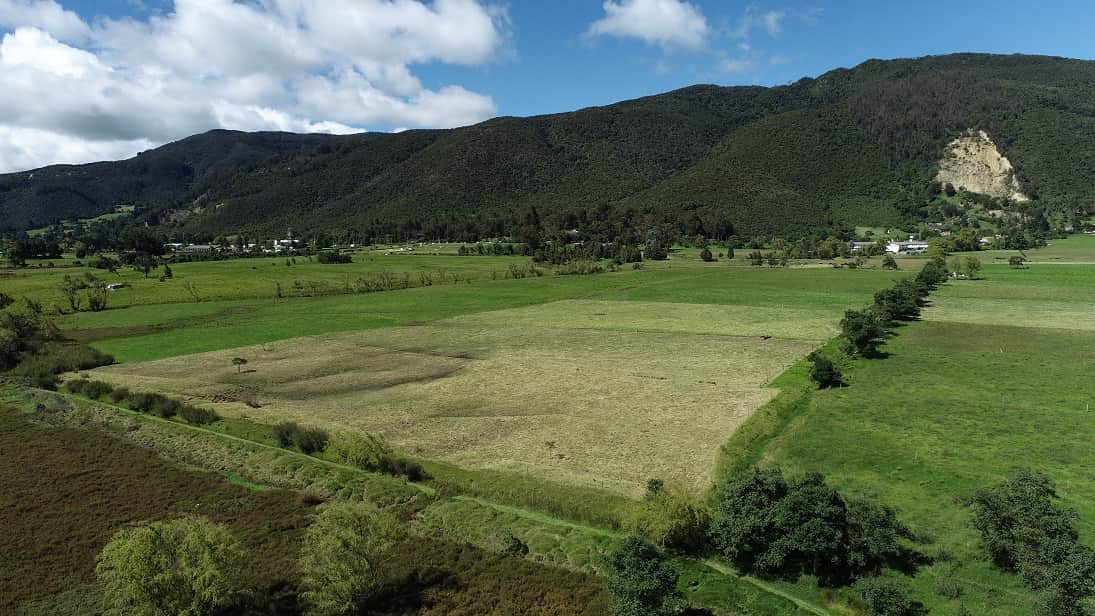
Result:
[840, 309, 886, 357]
[87, 282, 108, 312]
[606, 537, 682, 616]
[881, 254, 898, 270]
[809, 353, 843, 389]
[298, 502, 401, 616]
[916, 257, 948, 289]
[699, 247, 715, 262]
[968, 470, 1095, 615]
[969, 469, 1077, 571]
[711, 468, 913, 585]
[711, 468, 845, 581]
[59, 274, 83, 312]
[846, 498, 914, 578]
[963, 255, 982, 279]
[95, 517, 249, 616]
[872, 279, 924, 323]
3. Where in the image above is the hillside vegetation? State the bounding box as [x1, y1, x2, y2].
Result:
[4, 53, 1095, 241]
[0, 130, 342, 233]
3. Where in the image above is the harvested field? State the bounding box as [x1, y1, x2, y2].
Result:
[90, 300, 823, 497]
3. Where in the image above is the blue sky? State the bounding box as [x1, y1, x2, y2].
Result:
[57, 0, 1095, 117]
[0, 0, 1093, 170]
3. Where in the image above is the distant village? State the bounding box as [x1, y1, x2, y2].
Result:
[163, 238, 302, 255]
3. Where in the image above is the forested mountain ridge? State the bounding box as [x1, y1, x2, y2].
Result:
[0, 130, 344, 234]
[4, 53, 1095, 241]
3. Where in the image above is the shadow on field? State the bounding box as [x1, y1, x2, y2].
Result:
[368, 568, 457, 614]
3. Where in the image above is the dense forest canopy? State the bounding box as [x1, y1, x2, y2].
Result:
[2, 53, 1094, 243]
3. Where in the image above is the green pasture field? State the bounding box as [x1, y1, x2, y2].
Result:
[732, 258, 1095, 614]
[76, 265, 897, 501]
[973, 233, 1095, 263]
[1, 250, 526, 310]
[924, 263, 1095, 331]
[57, 266, 901, 363]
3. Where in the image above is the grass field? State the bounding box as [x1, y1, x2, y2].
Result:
[732, 259, 1095, 615]
[87, 303, 820, 497]
[76, 265, 899, 499]
[1, 249, 527, 310]
[12, 237, 1091, 614]
[924, 263, 1095, 331]
[61, 266, 904, 363]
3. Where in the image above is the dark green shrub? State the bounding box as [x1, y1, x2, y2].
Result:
[109, 387, 130, 403]
[293, 426, 329, 454]
[317, 251, 352, 264]
[149, 396, 179, 419]
[179, 405, 219, 425]
[64, 379, 91, 395]
[273, 421, 299, 447]
[381, 457, 426, 481]
[126, 392, 157, 412]
[82, 380, 114, 399]
[809, 353, 843, 389]
[273, 422, 329, 454]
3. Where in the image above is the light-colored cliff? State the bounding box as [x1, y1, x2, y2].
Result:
[937, 130, 1029, 201]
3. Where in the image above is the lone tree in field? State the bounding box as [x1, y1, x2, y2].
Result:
[699, 247, 715, 262]
[95, 517, 249, 615]
[1009, 255, 1026, 269]
[59, 274, 82, 312]
[882, 254, 899, 270]
[963, 255, 982, 279]
[232, 357, 248, 373]
[298, 502, 401, 616]
[809, 353, 843, 389]
[607, 536, 682, 616]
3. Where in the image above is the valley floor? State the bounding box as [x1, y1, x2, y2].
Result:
[3, 237, 1094, 614]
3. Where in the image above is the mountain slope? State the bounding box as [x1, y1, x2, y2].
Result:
[0, 130, 343, 234]
[4, 53, 1095, 240]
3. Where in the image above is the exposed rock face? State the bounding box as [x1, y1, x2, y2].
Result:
[937, 130, 1029, 201]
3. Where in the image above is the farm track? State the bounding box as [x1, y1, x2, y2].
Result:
[44, 388, 831, 615]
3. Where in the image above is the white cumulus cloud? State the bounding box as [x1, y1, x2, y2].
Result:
[0, 0, 509, 172]
[0, 0, 87, 42]
[588, 0, 708, 51]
